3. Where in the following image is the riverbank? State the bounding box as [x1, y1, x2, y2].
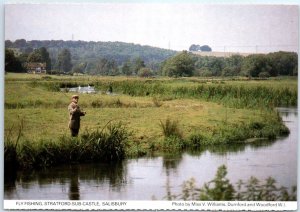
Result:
[4, 74, 296, 169]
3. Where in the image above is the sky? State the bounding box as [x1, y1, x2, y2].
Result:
[4, 3, 299, 53]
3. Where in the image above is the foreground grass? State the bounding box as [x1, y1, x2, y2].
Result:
[4, 73, 294, 168]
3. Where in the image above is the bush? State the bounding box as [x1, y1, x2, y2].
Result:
[259, 71, 270, 78]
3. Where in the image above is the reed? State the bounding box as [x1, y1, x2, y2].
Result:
[93, 79, 297, 109]
[164, 165, 297, 201]
[5, 121, 130, 169]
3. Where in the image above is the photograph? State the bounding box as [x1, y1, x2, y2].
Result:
[3, 1, 298, 210]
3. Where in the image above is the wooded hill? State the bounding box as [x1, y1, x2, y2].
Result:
[5, 39, 177, 73]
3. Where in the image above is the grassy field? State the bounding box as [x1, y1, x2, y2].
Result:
[4, 73, 296, 168]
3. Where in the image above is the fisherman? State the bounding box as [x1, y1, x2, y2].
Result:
[68, 95, 86, 137]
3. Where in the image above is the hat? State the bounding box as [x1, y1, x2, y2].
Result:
[72, 95, 79, 99]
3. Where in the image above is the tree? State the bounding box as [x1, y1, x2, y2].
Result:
[161, 51, 195, 77]
[189, 44, 212, 52]
[58, 49, 72, 73]
[189, 44, 201, 51]
[5, 49, 24, 72]
[72, 62, 87, 74]
[132, 57, 146, 75]
[241, 54, 271, 77]
[121, 61, 132, 76]
[95, 58, 118, 75]
[5, 40, 13, 48]
[267, 51, 298, 76]
[14, 39, 27, 48]
[138, 68, 153, 78]
[223, 55, 243, 76]
[200, 45, 212, 52]
[27, 47, 51, 70]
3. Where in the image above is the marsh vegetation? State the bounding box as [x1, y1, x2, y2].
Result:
[4, 74, 296, 169]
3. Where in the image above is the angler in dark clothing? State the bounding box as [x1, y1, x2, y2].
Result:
[68, 95, 86, 137]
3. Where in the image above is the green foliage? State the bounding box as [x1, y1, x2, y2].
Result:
[161, 51, 195, 77]
[138, 67, 153, 78]
[268, 51, 298, 76]
[161, 136, 186, 151]
[27, 47, 51, 70]
[241, 54, 272, 77]
[194, 56, 224, 76]
[57, 48, 73, 73]
[199, 165, 235, 200]
[187, 133, 207, 148]
[5, 49, 25, 72]
[192, 52, 297, 77]
[166, 165, 297, 201]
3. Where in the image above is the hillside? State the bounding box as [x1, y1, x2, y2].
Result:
[5, 39, 177, 72]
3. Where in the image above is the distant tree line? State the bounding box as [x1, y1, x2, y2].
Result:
[5, 39, 298, 78]
[160, 51, 298, 77]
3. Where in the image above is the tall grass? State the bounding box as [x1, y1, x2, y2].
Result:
[159, 118, 186, 150]
[93, 79, 297, 109]
[4, 121, 130, 169]
[6, 77, 297, 109]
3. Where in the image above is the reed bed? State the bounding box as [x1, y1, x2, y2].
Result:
[93, 79, 297, 109]
[4, 122, 130, 169]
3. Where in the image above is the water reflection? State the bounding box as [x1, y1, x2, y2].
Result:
[162, 153, 183, 171]
[69, 166, 80, 200]
[187, 139, 278, 157]
[5, 162, 127, 200]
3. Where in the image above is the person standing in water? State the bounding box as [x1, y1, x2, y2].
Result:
[68, 95, 86, 137]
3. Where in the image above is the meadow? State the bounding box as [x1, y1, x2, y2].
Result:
[4, 73, 297, 169]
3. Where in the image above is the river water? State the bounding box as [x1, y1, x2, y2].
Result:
[4, 108, 298, 200]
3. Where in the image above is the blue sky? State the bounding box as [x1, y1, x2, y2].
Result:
[4, 3, 299, 53]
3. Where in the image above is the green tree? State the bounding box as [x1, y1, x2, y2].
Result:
[223, 55, 243, 76]
[241, 54, 271, 77]
[162, 51, 195, 77]
[5, 49, 24, 72]
[138, 67, 153, 78]
[72, 62, 87, 74]
[132, 57, 146, 75]
[121, 60, 132, 76]
[27, 47, 51, 70]
[58, 49, 72, 73]
[267, 51, 298, 76]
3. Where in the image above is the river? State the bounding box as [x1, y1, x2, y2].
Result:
[4, 107, 298, 200]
